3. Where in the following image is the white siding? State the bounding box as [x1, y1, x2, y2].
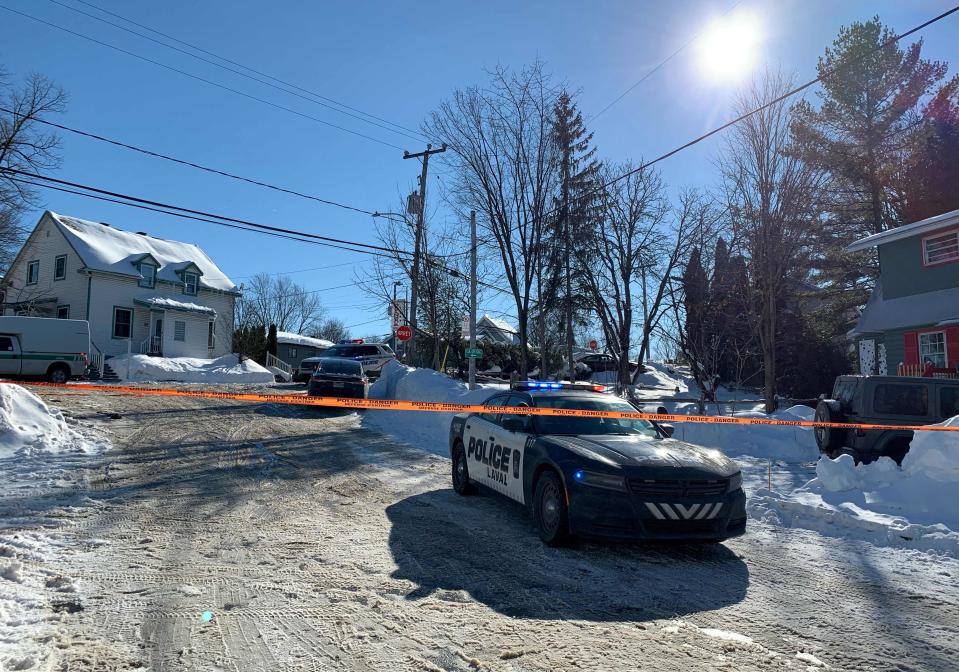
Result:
[6, 213, 237, 360]
[3, 213, 89, 320]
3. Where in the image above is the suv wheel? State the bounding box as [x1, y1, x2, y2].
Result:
[814, 400, 845, 457]
[47, 364, 70, 384]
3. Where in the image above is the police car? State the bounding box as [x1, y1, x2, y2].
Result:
[319, 340, 395, 378]
[448, 382, 746, 545]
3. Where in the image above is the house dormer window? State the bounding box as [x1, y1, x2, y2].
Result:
[923, 229, 959, 266]
[184, 271, 198, 295]
[138, 262, 157, 288]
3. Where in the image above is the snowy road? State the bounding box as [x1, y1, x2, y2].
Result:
[6, 385, 959, 671]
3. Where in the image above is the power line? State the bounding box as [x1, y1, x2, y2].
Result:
[69, 0, 428, 141]
[44, 0, 429, 144]
[0, 3, 407, 151]
[231, 260, 360, 280]
[7, 175, 396, 258]
[0, 104, 379, 216]
[588, 1, 743, 123]
[2, 167, 415, 257]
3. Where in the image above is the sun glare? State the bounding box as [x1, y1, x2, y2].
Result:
[697, 12, 763, 83]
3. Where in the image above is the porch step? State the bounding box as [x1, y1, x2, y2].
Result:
[100, 361, 121, 382]
[266, 365, 292, 382]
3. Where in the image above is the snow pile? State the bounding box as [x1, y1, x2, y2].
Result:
[364, 361, 501, 455]
[677, 405, 820, 463]
[276, 331, 333, 349]
[107, 354, 275, 384]
[0, 384, 102, 458]
[750, 416, 959, 556]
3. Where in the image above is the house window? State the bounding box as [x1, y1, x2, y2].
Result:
[919, 331, 947, 368]
[183, 272, 198, 295]
[27, 260, 39, 285]
[54, 255, 67, 280]
[923, 230, 959, 266]
[207, 321, 215, 349]
[56, 305, 70, 319]
[174, 320, 186, 341]
[113, 307, 132, 339]
[138, 263, 157, 288]
[289, 347, 298, 359]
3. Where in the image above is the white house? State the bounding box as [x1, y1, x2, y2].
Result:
[1, 211, 239, 361]
[461, 314, 520, 345]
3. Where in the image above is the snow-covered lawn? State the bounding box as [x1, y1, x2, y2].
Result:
[0, 384, 108, 671]
[106, 353, 275, 384]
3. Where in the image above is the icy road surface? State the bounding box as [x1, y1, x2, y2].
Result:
[5, 385, 959, 671]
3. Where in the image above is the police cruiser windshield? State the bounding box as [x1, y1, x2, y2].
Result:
[533, 396, 659, 437]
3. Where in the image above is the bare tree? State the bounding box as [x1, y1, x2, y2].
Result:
[0, 69, 66, 270]
[720, 70, 825, 413]
[425, 62, 560, 376]
[243, 273, 326, 335]
[313, 317, 348, 343]
[574, 163, 668, 386]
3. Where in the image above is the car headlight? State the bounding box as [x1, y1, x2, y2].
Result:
[572, 469, 626, 491]
[727, 472, 743, 493]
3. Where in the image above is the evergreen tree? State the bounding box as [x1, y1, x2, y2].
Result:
[266, 324, 278, 360]
[549, 91, 600, 378]
[896, 77, 959, 222]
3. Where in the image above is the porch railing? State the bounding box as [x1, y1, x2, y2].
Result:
[88, 340, 105, 378]
[139, 335, 162, 355]
[265, 352, 292, 378]
[897, 362, 959, 379]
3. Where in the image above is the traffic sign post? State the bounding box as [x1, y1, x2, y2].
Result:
[396, 325, 413, 342]
[464, 348, 483, 359]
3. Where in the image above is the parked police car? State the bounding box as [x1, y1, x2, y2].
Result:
[319, 340, 395, 378]
[449, 382, 746, 545]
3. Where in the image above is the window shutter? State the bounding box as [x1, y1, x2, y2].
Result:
[946, 327, 959, 367]
[903, 331, 919, 366]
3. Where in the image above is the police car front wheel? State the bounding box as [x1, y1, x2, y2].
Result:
[534, 470, 571, 546]
[451, 443, 476, 496]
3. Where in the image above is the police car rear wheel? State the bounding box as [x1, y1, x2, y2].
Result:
[534, 471, 570, 546]
[451, 443, 476, 496]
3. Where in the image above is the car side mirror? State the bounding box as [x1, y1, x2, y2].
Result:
[502, 417, 528, 433]
[659, 423, 674, 438]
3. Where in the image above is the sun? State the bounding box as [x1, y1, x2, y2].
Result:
[697, 12, 763, 83]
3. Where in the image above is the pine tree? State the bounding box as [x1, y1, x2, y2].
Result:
[549, 91, 600, 379]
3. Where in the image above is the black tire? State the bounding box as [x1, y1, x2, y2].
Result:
[47, 363, 70, 384]
[533, 470, 571, 546]
[451, 442, 476, 496]
[815, 401, 845, 456]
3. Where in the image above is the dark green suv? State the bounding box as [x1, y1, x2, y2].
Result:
[815, 375, 959, 464]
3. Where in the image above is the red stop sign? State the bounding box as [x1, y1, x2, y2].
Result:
[396, 325, 412, 342]
[589, 339, 598, 351]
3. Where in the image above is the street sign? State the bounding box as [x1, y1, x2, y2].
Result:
[465, 348, 483, 359]
[589, 339, 598, 351]
[396, 325, 413, 342]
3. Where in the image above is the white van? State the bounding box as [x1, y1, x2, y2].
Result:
[0, 316, 90, 383]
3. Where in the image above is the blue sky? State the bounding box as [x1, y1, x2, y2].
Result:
[2, 0, 957, 339]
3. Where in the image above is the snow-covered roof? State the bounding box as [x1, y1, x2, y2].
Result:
[480, 314, 518, 334]
[48, 211, 237, 292]
[846, 208, 959, 253]
[275, 331, 334, 349]
[133, 295, 217, 316]
[850, 281, 959, 336]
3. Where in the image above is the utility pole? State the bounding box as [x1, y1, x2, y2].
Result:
[469, 210, 477, 390]
[402, 143, 447, 367]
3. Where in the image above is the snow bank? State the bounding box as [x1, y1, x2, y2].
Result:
[108, 354, 275, 384]
[0, 384, 103, 458]
[364, 361, 501, 455]
[677, 406, 820, 463]
[750, 416, 959, 556]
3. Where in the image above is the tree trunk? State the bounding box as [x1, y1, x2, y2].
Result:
[763, 283, 777, 414]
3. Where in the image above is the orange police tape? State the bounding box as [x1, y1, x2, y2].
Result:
[3, 378, 959, 434]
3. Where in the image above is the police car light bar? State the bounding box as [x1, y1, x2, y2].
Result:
[339, 338, 365, 344]
[511, 381, 609, 393]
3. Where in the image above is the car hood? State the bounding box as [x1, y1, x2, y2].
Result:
[545, 434, 737, 474]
